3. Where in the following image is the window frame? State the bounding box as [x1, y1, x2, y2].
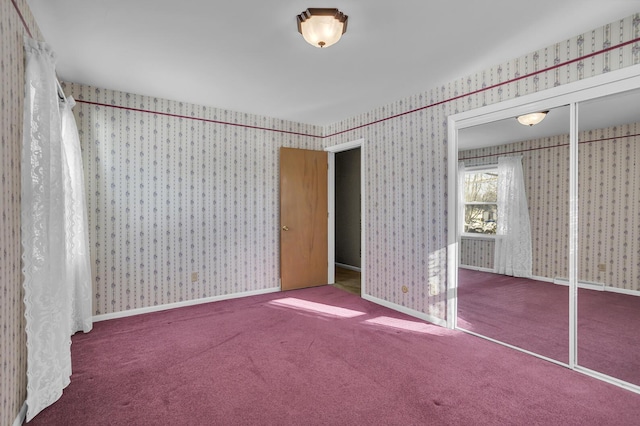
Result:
[461, 165, 498, 238]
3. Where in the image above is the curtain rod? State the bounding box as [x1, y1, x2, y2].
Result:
[56, 78, 66, 102]
[11, 0, 66, 102]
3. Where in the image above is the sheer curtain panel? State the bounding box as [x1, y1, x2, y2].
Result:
[493, 156, 533, 278]
[458, 161, 466, 235]
[61, 96, 93, 334]
[22, 37, 92, 422]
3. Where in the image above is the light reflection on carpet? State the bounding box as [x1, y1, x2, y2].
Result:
[267, 297, 366, 318]
[364, 316, 451, 336]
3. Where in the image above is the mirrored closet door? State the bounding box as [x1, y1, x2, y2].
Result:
[451, 66, 640, 393]
[457, 105, 570, 364]
[577, 88, 640, 386]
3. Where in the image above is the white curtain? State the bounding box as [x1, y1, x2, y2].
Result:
[494, 156, 532, 278]
[22, 37, 92, 422]
[61, 96, 93, 334]
[458, 161, 466, 236]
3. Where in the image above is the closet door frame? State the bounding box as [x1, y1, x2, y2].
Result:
[447, 63, 640, 394]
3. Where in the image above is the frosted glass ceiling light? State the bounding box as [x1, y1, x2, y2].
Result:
[297, 8, 348, 48]
[516, 111, 549, 126]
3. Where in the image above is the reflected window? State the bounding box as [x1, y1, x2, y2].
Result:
[463, 168, 497, 235]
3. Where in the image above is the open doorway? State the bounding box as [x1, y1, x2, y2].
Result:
[326, 139, 365, 296]
[333, 147, 361, 294]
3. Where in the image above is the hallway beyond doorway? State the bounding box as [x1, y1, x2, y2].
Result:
[333, 266, 361, 295]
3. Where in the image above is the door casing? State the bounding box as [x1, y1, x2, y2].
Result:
[325, 139, 365, 294]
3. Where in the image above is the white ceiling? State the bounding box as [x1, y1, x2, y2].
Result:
[26, 0, 640, 127]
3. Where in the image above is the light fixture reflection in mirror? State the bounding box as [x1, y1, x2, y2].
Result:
[516, 111, 549, 126]
[457, 104, 570, 365]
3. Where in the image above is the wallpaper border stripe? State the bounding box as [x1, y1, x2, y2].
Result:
[324, 36, 640, 138]
[74, 99, 323, 139]
[10, 0, 32, 38]
[65, 35, 640, 140]
[460, 132, 640, 161]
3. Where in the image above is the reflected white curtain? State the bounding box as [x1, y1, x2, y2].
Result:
[22, 37, 92, 422]
[494, 156, 532, 278]
[458, 161, 466, 237]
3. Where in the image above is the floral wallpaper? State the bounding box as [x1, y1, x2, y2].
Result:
[460, 238, 495, 270]
[578, 122, 640, 290]
[63, 82, 323, 315]
[1, 1, 43, 424]
[2, 4, 639, 423]
[323, 14, 640, 320]
[65, 14, 640, 322]
[459, 122, 640, 292]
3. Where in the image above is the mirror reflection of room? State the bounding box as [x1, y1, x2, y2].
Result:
[577, 88, 640, 386]
[457, 105, 570, 364]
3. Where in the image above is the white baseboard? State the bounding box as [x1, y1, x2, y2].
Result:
[550, 277, 640, 296]
[531, 275, 554, 283]
[459, 264, 494, 273]
[362, 294, 447, 328]
[601, 286, 640, 297]
[460, 268, 555, 285]
[460, 272, 640, 296]
[553, 277, 605, 291]
[335, 262, 361, 272]
[461, 268, 640, 296]
[13, 401, 26, 426]
[92, 287, 281, 322]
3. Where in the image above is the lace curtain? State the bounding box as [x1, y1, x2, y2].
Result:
[494, 156, 532, 278]
[458, 161, 466, 236]
[22, 37, 92, 422]
[61, 96, 93, 334]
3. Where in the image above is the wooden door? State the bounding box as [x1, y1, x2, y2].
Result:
[280, 147, 328, 291]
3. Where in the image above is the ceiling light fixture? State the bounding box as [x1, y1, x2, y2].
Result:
[297, 8, 348, 48]
[516, 111, 549, 126]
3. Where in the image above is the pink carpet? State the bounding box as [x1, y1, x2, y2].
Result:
[30, 285, 640, 425]
[457, 269, 570, 363]
[458, 268, 640, 385]
[577, 287, 640, 384]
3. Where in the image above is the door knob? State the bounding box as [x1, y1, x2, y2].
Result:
[282, 225, 289, 231]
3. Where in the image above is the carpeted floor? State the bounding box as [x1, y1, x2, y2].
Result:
[458, 268, 640, 386]
[30, 285, 640, 425]
[457, 269, 570, 363]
